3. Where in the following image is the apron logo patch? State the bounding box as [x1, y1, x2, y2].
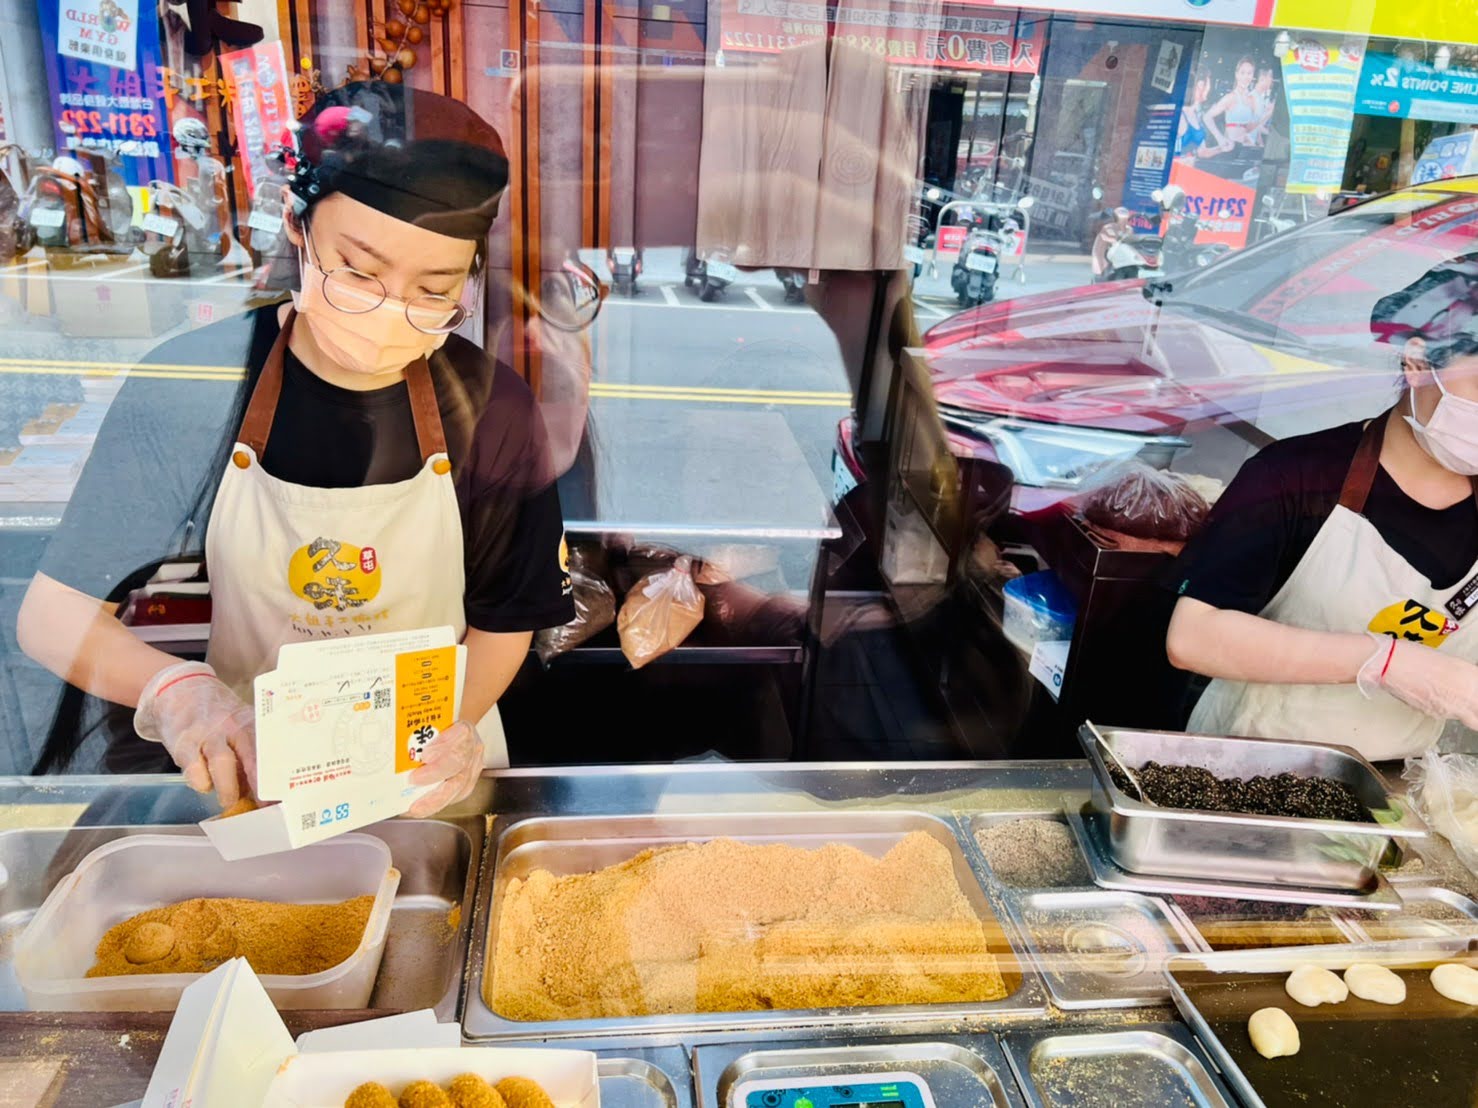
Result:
[288, 536, 384, 612]
[1367, 598, 1459, 648]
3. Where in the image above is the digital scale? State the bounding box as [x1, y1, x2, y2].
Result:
[732, 1072, 937, 1108]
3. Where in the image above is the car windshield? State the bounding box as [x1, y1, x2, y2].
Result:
[1159, 189, 1478, 363]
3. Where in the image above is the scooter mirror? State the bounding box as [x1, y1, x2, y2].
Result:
[1018, 196, 1035, 209]
[1091, 187, 1103, 200]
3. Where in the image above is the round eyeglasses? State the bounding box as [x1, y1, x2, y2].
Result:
[305, 229, 468, 334]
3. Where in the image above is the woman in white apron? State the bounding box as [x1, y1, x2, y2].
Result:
[18, 82, 574, 813]
[1166, 271, 1478, 761]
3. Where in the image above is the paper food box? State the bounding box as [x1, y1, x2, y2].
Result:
[202, 626, 466, 860]
[144, 961, 600, 1108]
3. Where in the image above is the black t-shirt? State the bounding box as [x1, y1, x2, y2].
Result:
[1169, 420, 1478, 615]
[41, 306, 574, 634]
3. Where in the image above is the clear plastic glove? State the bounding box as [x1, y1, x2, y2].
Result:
[1359, 634, 1478, 729]
[406, 720, 484, 818]
[134, 661, 257, 809]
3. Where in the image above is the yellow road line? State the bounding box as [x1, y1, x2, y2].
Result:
[592, 389, 848, 407]
[0, 360, 851, 404]
[591, 381, 851, 400]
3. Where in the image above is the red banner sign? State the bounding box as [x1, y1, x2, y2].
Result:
[720, 0, 1043, 72]
[221, 42, 291, 196]
[1164, 161, 1257, 249]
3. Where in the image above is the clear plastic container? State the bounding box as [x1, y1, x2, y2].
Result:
[14, 832, 399, 1011]
[1003, 569, 1077, 652]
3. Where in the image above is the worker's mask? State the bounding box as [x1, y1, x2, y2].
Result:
[292, 242, 454, 377]
[1406, 368, 1478, 476]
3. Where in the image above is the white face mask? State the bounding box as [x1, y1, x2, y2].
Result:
[1406, 370, 1478, 476]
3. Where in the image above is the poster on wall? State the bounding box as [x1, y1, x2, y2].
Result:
[1413, 131, 1478, 182]
[1122, 36, 1194, 229]
[57, 0, 139, 71]
[1356, 51, 1478, 124]
[1279, 36, 1361, 194]
[1168, 26, 1281, 247]
[222, 42, 291, 198]
[35, 0, 171, 186]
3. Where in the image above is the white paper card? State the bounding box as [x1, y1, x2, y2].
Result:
[204, 627, 463, 858]
[142, 959, 295, 1108]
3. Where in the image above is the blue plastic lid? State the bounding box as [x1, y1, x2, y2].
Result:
[1004, 570, 1078, 623]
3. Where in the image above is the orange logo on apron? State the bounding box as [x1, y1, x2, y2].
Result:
[287, 536, 384, 611]
[1367, 598, 1459, 648]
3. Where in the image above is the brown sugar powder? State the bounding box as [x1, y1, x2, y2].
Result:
[488, 831, 1008, 1020]
[87, 895, 374, 978]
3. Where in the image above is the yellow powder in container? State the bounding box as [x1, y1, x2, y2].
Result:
[488, 831, 1008, 1020]
[87, 895, 374, 978]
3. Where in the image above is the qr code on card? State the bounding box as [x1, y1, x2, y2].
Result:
[300, 811, 317, 830]
[373, 688, 391, 709]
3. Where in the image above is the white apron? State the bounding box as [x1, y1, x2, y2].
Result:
[204, 309, 508, 767]
[1190, 412, 1478, 761]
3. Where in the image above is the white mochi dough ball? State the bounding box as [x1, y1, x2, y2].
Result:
[1285, 964, 1349, 1007]
[1343, 963, 1406, 1005]
[1248, 1007, 1301, 1060]
[1430, 962, 1478, 1005]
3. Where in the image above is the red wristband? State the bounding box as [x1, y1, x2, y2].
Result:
[1378, 637, 1398, 684]
[152, 670, 214, 700]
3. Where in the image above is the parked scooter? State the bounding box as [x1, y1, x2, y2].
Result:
[949, 213, 1005, 307]
[607, 247, 642, 296]
[684, 247, 737, 302]
[144, 119, 233, 278]
[776, 267, 806, 303]
[17, 155, 120, 254]
[1090, 205, 1163, 283]
[0, 145, 33, 262]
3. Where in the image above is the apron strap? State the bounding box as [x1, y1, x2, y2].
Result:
[1338, 406, 1478, 515]
[236, 308, 449, 468]
[1336, 410, 1388, 516]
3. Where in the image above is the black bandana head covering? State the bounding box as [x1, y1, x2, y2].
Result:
[287, 81, 508, 241]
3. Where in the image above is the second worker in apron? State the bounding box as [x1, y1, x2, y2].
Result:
[1165, 257, 1478, 762]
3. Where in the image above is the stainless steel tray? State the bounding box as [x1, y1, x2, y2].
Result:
[0, 820, 479, 1019]
[1064, 803, 1404, 910]
[1004, 890, 1198, 1009]
[965, 812, 1095, 890]
[463, 811, 1046, 1042]
[1334, 886, 1478, 943]
[695, 1038, 1027, 1108]
[1166, 939, 1478, 1108]
[1078, 726, 1425, 891]
[599, 1050, 693, 1108]
[1001, 1025, 1233, 1108]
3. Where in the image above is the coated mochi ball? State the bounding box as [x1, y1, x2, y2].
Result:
[400, 1080, 453, 1108]
[496, 1077, 557, 1108]
[448, 1074, 505, 1108]
[345, 1083, 398, 1108]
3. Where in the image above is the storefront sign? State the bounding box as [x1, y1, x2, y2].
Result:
[973, 0, 1272, 29]
[720, 0, 1044, 72]
[1281, 36, 1361, 194]
[57, 0, 139, 71]
[1165, 160, 1256, 247]
[1271, 0, 1478, 51]
[221, 42, 291, 197]
[36, 0, 171, 186]
[1356, 51, 1478, 125]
